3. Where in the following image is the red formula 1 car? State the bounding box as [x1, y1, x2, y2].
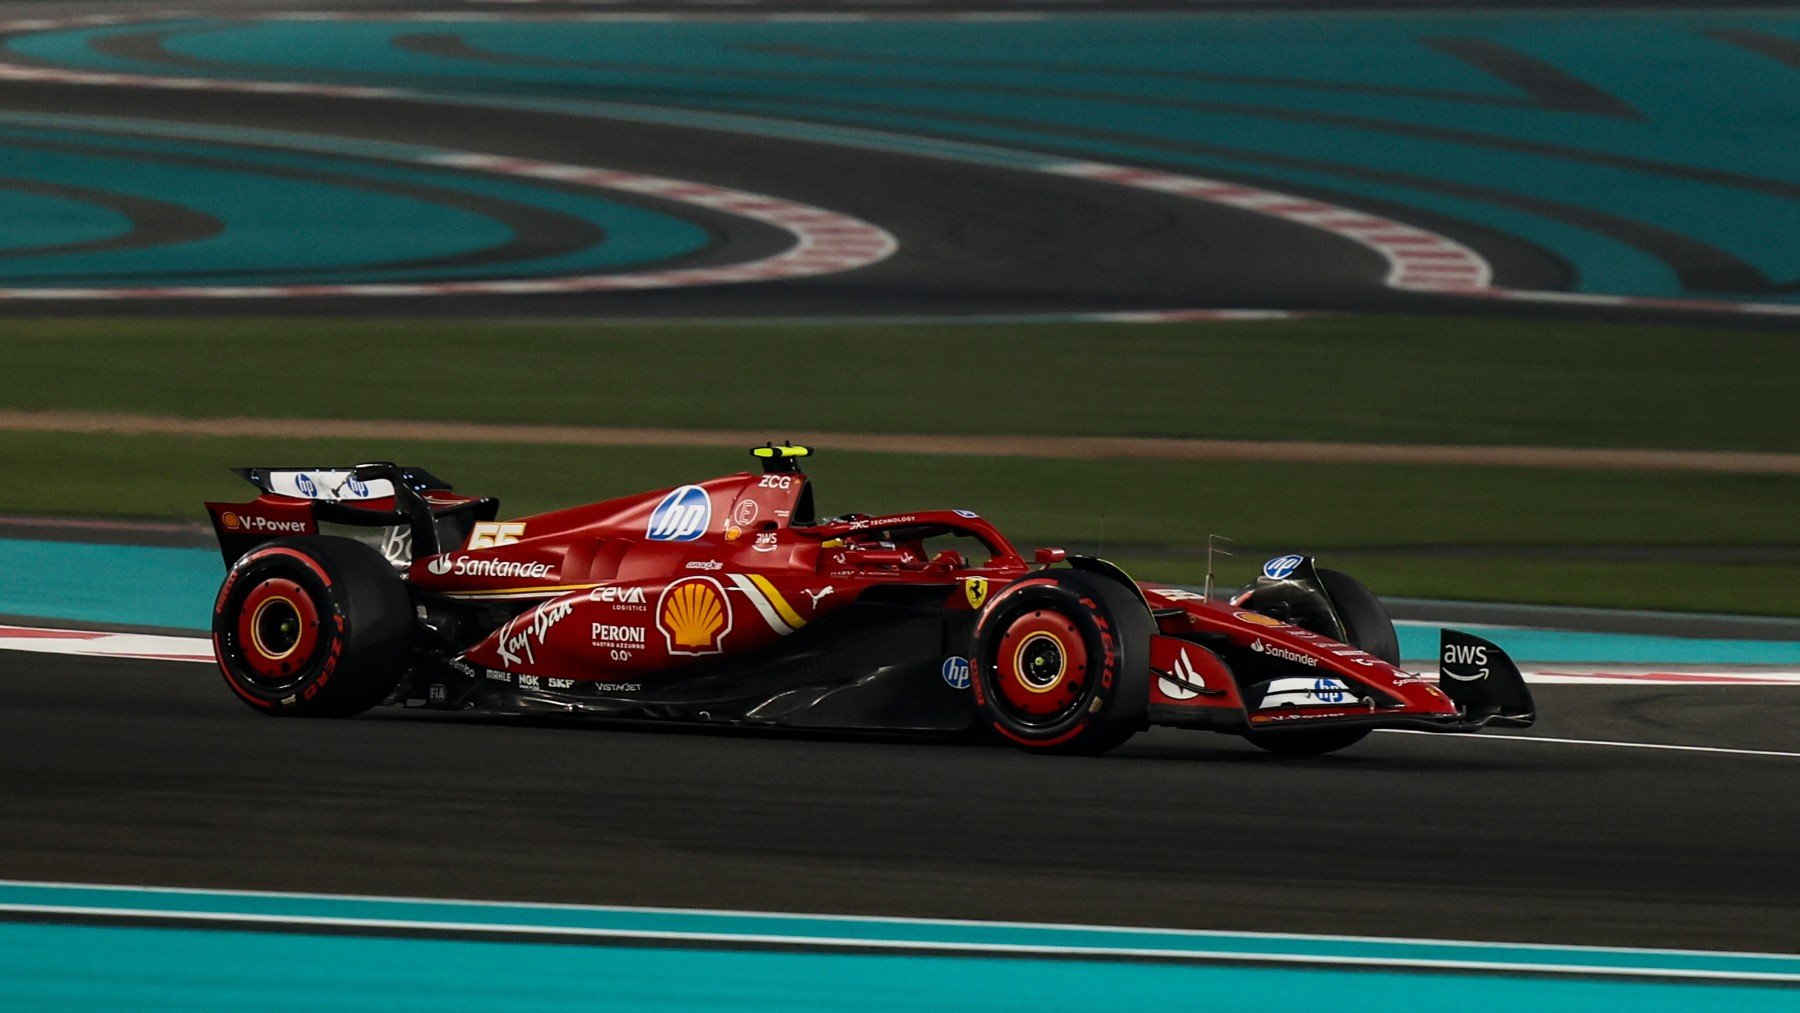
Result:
[205, 447, 1533, 756]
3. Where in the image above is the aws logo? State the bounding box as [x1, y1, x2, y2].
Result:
[648, 485, 711, 542]
[657, 576, 732, 655]
[1442, 641, 1490, 681]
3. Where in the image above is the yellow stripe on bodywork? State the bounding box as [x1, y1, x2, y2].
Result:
[442, 583, 599, 599]
[747, 574, 807, 629]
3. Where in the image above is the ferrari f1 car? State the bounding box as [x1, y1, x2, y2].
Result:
[205, 447, 1534, 756]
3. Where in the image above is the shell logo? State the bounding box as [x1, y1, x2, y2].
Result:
[221, 512, 241, 530]
[657, 576, 732, 656]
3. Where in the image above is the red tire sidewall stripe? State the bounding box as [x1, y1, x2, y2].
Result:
[213, 545, 341, 709]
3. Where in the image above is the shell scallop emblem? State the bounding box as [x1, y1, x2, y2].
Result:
[657, 576, 732, 655]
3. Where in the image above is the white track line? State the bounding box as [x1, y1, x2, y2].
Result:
[0, 625, 213, 664]
[1377, 729, 1800, 759]
[0, 899, 1792, 981]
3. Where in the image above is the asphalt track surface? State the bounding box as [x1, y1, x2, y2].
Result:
[0, 1, 1793, 322]
[2, 646, 1797, 953]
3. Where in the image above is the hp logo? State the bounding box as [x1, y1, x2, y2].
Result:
[1262, 554, 1305, 580]
[941, 657, 971, 690]
[648, 485, 712, 542]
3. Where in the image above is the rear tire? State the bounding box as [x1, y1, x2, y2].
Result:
[971, 569, 1152, 755]
[212, 537, 412, 717]
[1244, 568, 1396, 756]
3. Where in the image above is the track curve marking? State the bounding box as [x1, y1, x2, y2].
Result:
[0, 140, 895, 299]
[0, 70, 896, 298]
[1, 13, 1796, 317]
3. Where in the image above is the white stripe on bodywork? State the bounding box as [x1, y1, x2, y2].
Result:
[725, 574, 795, 635]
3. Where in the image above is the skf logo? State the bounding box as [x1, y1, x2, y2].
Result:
[648, 485, 711, 542]
[962, 577, 989, 610]
[658, 576, 732, 655]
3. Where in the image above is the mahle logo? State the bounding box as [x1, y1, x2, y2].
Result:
[647, 485, 711, 542]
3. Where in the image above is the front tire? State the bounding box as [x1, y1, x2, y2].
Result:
[1244, 568, 1397, 756]
[212, 536, 412, 717]
[971, 569, 1152, 755]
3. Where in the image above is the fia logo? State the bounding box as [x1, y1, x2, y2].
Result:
[941, 656, 971, 690]
[648, 485, 712, 542]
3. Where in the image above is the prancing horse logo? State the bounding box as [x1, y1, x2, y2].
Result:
[962, 576, 989, 610]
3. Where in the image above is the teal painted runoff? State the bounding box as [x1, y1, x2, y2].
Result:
[0, 882, 1793, 1009]
[4, 539, 1799, 666]
[1393, 622, 1800, 666]
[7, 11, 1799, 302]
[0, 922, 1794, 1012]
[0, 117, 710, 286]
[0, 539, 221, 630]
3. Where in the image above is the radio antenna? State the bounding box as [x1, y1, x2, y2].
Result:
[1203, 534, 1234, 601]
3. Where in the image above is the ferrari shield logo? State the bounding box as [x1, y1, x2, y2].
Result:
[962, 577, 989, 610]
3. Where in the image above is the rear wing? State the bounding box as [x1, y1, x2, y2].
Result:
[233, 465, 451, 503]
[205, 462, 497, 567]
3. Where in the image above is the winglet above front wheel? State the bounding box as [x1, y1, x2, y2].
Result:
[1438, 629, 1536, 728]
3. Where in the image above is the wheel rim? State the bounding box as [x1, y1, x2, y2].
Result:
[992, 609, 1090, 723]
[235, 577, 322, 684]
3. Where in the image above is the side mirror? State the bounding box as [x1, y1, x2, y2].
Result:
[1033, 547, 1067, 567]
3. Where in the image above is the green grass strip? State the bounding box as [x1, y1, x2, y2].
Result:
[6, 431, 1795, 615]
[2, 314, 1795, 451]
